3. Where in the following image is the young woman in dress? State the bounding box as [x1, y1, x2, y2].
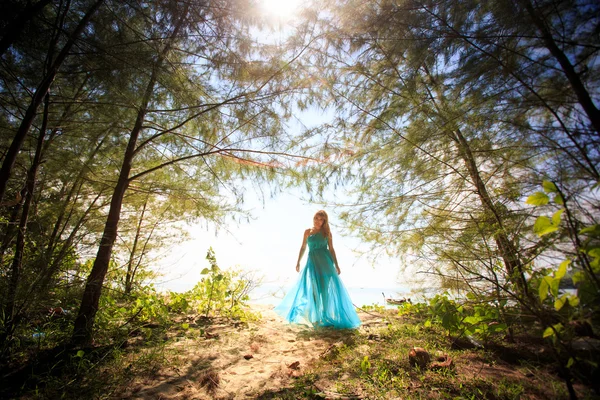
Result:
[275, 210, 361, 329]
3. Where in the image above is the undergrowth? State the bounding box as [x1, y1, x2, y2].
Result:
[257, 304, 597, 400]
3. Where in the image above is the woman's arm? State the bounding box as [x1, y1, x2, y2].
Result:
[295, 229, 310, 272]
[327, 233, 341, 275]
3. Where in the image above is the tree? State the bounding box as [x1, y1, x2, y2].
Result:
[69, 0, 307, 345]
[295, 0, 598, 395]
[0, 0, 104, 203]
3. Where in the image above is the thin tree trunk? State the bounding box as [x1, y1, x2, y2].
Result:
[0, 200, 23, 267]
[421, 65, 530, 297]
[45, 133, 107, 263]
[0, 0, 103, 203]
[129, 203, 170, 294]
[23, 190, 104, 311]
[71, 4, 189, 345]
[70, 111, 144, 346]
[125, 195, 149, 295]
[521, 0, 600, 136]
[1, 93, 49, 348]
[0, 0, 53, 57]
[450, 127, 530, 297]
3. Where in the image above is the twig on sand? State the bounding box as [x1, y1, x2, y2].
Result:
[352, 303, 383, 318]
[314, 382, 360, 399]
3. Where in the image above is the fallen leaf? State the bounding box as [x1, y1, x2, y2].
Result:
[288, 361, 300, 369]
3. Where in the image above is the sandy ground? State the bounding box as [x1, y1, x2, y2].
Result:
[119, 305, 384, 399]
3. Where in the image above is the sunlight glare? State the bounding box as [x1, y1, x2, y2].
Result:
[261, 0, 301, 19]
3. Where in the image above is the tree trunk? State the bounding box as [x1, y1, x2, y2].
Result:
[0, 0, 103, 203]
[70, 4, 189, 343]
[422, 65, 530, 297]
[450, 127, 529, 297]
[45, 133, 106, 264]
[24, 190, 104, 312]
[0, 200, 23, 267]
[70, 109, 145, 347]
[521, 0, 600, 135]
[1, 93, 49, 348]
[0, 0, 53, 57]
[125, 195, 149, 295]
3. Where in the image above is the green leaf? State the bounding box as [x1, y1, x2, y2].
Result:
[567, 358, 574, 368]
[463, 316, 481, 325]
[360, 356, 371, 373]
[592, 258, 600, 274]
[567, 296, 580, 307]
[572, 271, 586, 285]
[579, 225, 600, 237]
[554, 295, 567, 311]
[543, 180, 558, 193]
[424, 319, 432, 328]
[526, 192, 549, 206]
[200, 268, 210, 275]
[555, 259, 570, 280]
[182, 323, 189, 330]
[543, 323, 564, 339]
[549, 277, 560, 298]
[490, 323, 507, 333]
[534, 216, 558, 236]
[554, 194, 564, 205]
[552, 209, 564, 226]
[539, 277, 549, 302]
[76, 350, 85, 358]
[588, 248, 600, 258]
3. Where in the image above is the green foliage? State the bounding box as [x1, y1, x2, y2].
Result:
[278, 307, 581, 399]
[527, 181, 599, 319]
[424, 294, 508, 342]
[395, 301, 428, 317]
[167, 291, 192, 314]
[188, 248, 260, 322]
[360, 355, 371, 374]
[524, 181, 600, 389]
[91, 249, 260, 346]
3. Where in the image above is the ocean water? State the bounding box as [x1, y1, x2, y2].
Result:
[248, 284, 411, 308]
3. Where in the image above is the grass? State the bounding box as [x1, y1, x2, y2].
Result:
[1, 306, 597, 399]
[255, 307, 595, 400]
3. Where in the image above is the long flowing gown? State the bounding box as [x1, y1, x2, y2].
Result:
[275, 232, 361, 329]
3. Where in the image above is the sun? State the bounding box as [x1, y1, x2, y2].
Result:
[261, 0, 301, 19]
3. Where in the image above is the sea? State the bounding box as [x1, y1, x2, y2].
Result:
[248, 284, 413, 308]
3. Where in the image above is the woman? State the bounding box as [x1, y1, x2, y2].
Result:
[275, 210, 361, 329]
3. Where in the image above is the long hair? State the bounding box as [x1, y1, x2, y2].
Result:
[315, 210, 331, 238]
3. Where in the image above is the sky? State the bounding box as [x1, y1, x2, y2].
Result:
[152, 186, 407, 293]
[151, 4, 410, 297]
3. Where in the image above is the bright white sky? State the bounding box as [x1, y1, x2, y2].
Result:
[153, 187, 405, 293]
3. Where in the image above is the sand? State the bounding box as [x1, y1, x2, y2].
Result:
[119, 304, 383, 399]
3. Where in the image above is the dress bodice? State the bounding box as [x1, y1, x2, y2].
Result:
[308, 232, 328, 250]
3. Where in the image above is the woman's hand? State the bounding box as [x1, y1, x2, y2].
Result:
[296, 263, 300, 272]
[336, 266, 341, 275]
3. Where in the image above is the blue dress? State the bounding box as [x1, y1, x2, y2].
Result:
[275, 232, 361, 329]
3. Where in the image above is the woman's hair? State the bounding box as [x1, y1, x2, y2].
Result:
[314, 210, 331, 238]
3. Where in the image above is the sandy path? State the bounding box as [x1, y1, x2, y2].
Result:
[120, 304, 383, 399]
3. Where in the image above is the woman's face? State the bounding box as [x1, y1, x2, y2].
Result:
[313, 214, 325, 228]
